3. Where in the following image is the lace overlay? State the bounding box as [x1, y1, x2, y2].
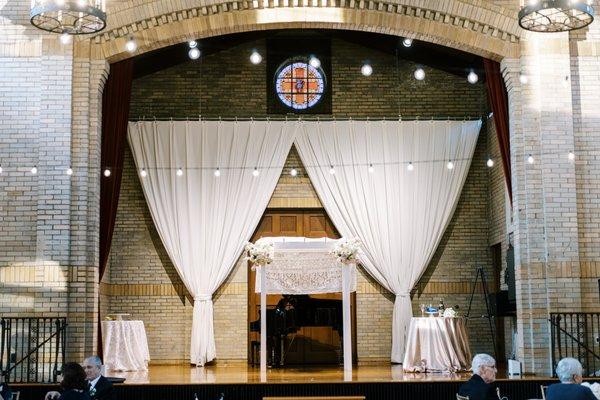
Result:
[255, 249, 357, 294]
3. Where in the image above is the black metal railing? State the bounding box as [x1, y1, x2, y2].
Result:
[550, 312, 600, 377]
[0, 317, 67, 383]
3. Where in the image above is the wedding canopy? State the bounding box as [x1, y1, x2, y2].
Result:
[127, 119, 481, 365]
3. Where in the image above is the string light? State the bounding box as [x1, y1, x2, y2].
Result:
[368, 164, 374, 173]
[487, 158, 494, 168]
[125, 37, 137, 53]
[402, 38, 413, 48]
[140, 168, 147, 177]
[188, 40, 198, 48]
[309, 56, 321, 69]
[414, 68, 425, 81]
[407, 162, 414, 171]
[252, 168, 260, 177]
[31, 166, 38, 175]
[467, 71, 479, 84]
[250, 51, 262, 65]
[0, 165, 3, 174]
[176, 168, 183, 176]
[66, 167, 73, 176]
[527, 154, 535, 164]
[60, 32, 71, 45]
[214, 168, 221, 177]
[290, 168, 298, 177]
[361, 63, 373, 77]
[103, 168, 111, 177]
[329, 165, 336, 175]
[568, 151, 575, 161]
[519, 73, 529, 85]
[446, 160, 454, 170]
[188, 48, 201, 60]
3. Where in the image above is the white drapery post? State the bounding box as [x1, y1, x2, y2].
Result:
[294, 119, 481, 362]
[259, 266, 267, 373]
[342, 264, 352, 373]
[128, 120, 295, 366]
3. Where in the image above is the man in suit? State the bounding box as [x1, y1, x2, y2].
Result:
[83, 356, 113, 400]
[458, 354, 499, 400]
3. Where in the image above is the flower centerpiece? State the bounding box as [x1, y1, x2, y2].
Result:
[331, 238, 361, 265]
[245, 240, 274, 268]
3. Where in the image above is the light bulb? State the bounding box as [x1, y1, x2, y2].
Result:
[0, 165, 3, 174]
[361, 63, 373, 77]
[467, 71, 479, 84]
[527, 155, 535, 164]
[414, 68, 425, 81]
[402, 38, 413, 48]
[252, 168, 260, 177]
[188, 48, 200, 60]
[568, 151, 575, 161]
[290, 168, 298, 177]
[77, 0, 85, 7]
[214, 168, 221, 177]
[188, 40, 198, 48]
[140, 168, 147, 177]
[125, 38, 137, 53]
[562, 76, 570, 88]
[250, 51, 262, 65]
[528, 0, 539, 5]
[486, 158, 494, 168]
[66, 167, 73, 176]
[60, 32, 71, 45]
[176, 168, 183, 176]
[30, 166, 37, 174]
[103, 168, 111, 177]
[368, 164, 374, 173]
[447, 161, 454, 170]
[519, 74, 528, 85]
[329, 166, 336, 175]
[309, 56, 321, 69]
[407, 162, 414, 171]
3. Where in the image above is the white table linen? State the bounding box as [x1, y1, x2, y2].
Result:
[102, 320, 150, 371]
[402, 317, 472, 373]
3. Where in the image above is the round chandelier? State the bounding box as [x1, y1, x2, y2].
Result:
[30, 0, 107, 35]
[518, 0, 594, 32]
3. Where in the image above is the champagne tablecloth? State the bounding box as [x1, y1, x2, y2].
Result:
[102, 320, 150, 371]
[402, 317, 472, 372]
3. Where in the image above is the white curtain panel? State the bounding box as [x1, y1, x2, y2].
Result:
[127, 120, 295, 366]
[294, 119, 482, 362]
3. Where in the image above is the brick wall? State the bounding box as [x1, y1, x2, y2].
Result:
[108, 36, 500, 363]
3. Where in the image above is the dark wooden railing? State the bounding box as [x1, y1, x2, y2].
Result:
[0, 317, 67, 383]
[550, 312, 600, 377]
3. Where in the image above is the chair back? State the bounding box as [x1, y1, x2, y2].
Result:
[13, 391, 20, 400]
[540, 385, 548, 400]
[456, 394, 469, 400]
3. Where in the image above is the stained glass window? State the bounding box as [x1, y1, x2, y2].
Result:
[275, 59, 326, 110]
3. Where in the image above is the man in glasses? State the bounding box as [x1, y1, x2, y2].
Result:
[458, 353, 499, 400]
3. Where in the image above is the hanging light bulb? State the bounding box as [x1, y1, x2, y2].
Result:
[309, 56, 321, 69]
[487, 158, 494, 168]
[519, 73, 529, 84]
[188, 47, 201, 60]
[60, 32, 71, 45]
[446, 160, 454, 170]
[361, 63, 373, 77]
[368, 164, 374, 173]
[214, 168, 221, 177]
[31, 166, 38, 175]
[568, 151, 575, 161]
[176, 168, 183, 176]
[527, 154, 535, 164]
[140, 168, 147, 177]
[290, 168, 298, 177]
[0, 165, 3, 174]
[407, 162, 414, 171]
[329, 165, 336, 175]
[402, 38, 413, 47]
[252, 168, 260, 177]
[414, 68, 425, 81]
[562, 75, 570, 88]
[250, 50, 262, 65]
[188, 40, 198, 48]
[125, 37, 137, 53]
[103, 168, 111, 177]
[66, 166, 73, 176]
[467, 71, 479, 84]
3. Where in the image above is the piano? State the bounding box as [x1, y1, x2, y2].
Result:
[250, 294, 343, 367]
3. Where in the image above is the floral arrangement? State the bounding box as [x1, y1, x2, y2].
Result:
[245, 240, 274, 267]
[443, 308, 458, 318]
[331, 238, 361, 264]
[582, 382, 600, 400]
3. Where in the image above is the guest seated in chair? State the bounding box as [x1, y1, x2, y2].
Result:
[45, 362, 91, 400]
[0, 374, 13, 400]
[458, 354, 499, 400]
[547, 358, 596, 400]
[83, 356, 113, 400]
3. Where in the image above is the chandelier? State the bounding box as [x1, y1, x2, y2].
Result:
[30, 0, 107, 35]
[518, 0, 595, 32]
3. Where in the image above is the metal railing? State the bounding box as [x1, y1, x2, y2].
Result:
[0, 317, 67, 383]
[550, 312, 600, 377]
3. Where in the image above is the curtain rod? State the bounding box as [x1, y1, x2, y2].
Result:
[128, 115, 487, 122]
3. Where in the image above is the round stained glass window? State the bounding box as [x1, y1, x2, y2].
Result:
[275, 59, 326, 110]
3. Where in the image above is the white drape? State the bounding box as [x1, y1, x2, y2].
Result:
[127, 120, 295, 366]
[294, 120, 481, 362]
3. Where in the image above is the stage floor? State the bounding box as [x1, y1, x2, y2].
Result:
[105, 363, 549, 385]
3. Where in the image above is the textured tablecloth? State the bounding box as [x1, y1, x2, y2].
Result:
[102, 320, 150, 371]
[402, 317, 472, 372]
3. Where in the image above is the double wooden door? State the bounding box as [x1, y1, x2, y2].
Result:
[248, 210, 357, 364]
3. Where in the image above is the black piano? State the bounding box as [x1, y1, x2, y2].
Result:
[249, 294, 343, 367]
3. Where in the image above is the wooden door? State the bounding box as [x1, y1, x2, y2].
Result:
[248, 210, 356, 365]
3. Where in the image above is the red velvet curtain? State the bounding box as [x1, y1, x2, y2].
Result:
[484, 59, 512, 204]
[98, 59, 134, 356]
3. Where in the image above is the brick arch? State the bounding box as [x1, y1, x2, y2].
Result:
[86, 1, 521, 62]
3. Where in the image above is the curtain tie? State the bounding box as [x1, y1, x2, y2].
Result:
[194, 294, 212, 302]
[395, 292, 411, 298]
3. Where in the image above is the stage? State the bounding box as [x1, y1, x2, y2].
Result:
[11, 364, 573, 400]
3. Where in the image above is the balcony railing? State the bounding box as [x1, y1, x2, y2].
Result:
[550, 312, 600, 377]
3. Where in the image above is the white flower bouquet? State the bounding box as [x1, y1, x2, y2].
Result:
[582, 382, 600, 400]
[331, 238, 361, 264]
[245, 240, 274, 267]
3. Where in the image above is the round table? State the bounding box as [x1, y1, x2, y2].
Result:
[102, 320, 150, 371]
[402, 317, 472, 372]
